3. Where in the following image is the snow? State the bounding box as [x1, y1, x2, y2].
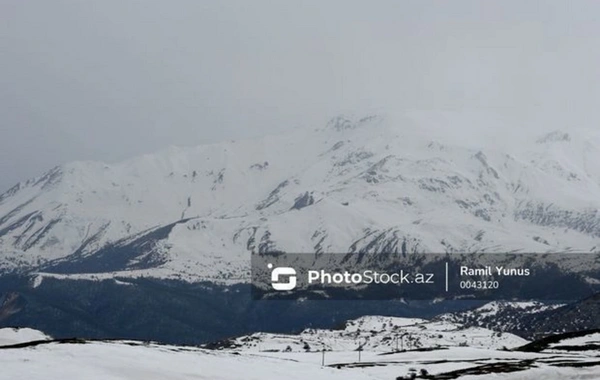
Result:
[0, 334, 597, 380]
[0, 328, 50, 346]
[549, 332, 600, 348]
[0, 341, 379, 380]
[221, 315, 528, 353]
[0, 323, 598, 380]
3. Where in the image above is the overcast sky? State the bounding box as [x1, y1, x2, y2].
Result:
[2, 0, 600, 192]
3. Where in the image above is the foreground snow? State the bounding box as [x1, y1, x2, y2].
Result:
[0, 340, 378, 380]
[0, 327, 50, 346]
[0, 329, 598, 380]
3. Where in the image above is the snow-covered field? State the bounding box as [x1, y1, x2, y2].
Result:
[1, 325, 599, 380]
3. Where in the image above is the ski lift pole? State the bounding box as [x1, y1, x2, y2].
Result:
[400, 332, 408, 351]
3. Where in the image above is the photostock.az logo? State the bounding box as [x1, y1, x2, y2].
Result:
[268, 263, 297, 291]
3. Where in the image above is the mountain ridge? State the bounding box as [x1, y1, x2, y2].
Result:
[1, 113, 599, 281]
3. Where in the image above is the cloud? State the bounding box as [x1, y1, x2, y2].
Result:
[1, 0, 599, 191]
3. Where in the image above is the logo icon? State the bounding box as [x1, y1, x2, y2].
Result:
[268, 263, 297, 291]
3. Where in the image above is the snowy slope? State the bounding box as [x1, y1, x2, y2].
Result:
[1, 113, 600, 281]
[436, 301, 565, 333]
[209, 315, 528, 352]
[0, 339, 379, 380]
[0, 327, 50, 346]
[1, 325, 598, 380]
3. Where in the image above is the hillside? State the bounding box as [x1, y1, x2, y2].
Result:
[1, 113, 599, 282]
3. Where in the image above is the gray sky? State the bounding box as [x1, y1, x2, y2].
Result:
[2, 0, 600, 192]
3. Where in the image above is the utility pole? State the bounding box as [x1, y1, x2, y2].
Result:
[398, 332, 409, 351]
[321, 348, 325, 366]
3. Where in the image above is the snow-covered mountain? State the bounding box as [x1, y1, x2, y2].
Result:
[1, 112, 600, 281]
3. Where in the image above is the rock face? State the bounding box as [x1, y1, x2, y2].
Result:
[290, 192, 315, 210]
[0, 113, 599, 282]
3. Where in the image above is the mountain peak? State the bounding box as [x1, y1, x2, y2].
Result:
[536, 130, 572, 144]
[323, 114, 383, 132]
